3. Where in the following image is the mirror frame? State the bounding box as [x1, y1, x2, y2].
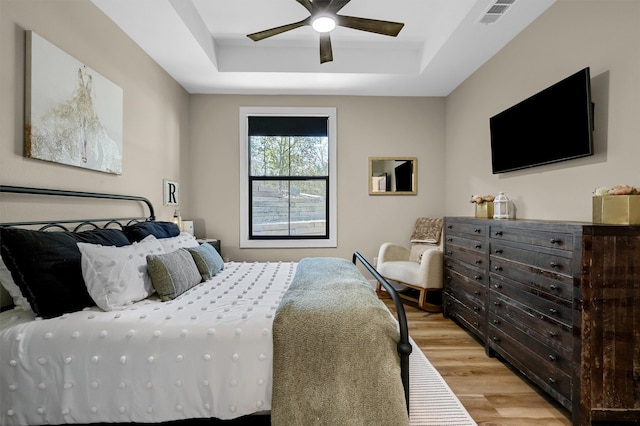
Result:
[369, 157, 417, 195]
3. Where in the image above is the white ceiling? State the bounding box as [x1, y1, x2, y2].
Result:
[91, 0, 556, 96]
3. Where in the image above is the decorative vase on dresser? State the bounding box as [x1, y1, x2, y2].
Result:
[443, 217, 640, 426]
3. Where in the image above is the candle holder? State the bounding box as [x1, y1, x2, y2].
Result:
[493, 192, 510, 219]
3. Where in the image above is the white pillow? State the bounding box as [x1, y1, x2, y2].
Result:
[155, 232, 199, 253]
[0, 255, 32, 311]
[77, 238, 165, 311]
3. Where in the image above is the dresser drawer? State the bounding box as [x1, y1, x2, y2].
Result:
[445, 245, 488, 271]
[489, 288, 573, 353]
[445, 221, 487, 238]
[491, 242, 572, 277]
[445, 295, 485, 341]
[445, 234, 486, 253]
[490, 257, 574, 302]
[445, 269, 486, 306]
[490, 226, 574, 251]
[445, 257, 488, 287]
[488, 322, 572, 404]
[490, 274, 572, 327]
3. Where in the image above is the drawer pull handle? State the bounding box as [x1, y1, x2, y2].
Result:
[494, 266, 503, 271]
[548, 378, 556, 384]
[447, 225, 453, 229]
[474, 291, 481, 296]
[494, 249, 503, 254]
[474, 275, 482, 281]
[491, 336, 500, 342]
[550, 238, 561, 245]
[474, 228, 481, 233]
[446, 237, 453, 242]
[494, 231, 503, 236]
[446, 250, 453, 255]
[473, 306, 480, 311]
[550, 284, 558, 291]
[475, 244, 482, 249]
[493, 301, 500, 306]
[473, 321, 479, 327]
[492, 319, 500, 325]
[548, 354, 557, 361]
[550, 262, 560, 268]
[549, 331, 558, 337]
[493, 284, 502, 289]
[549, 308, 558, 314]
[446, 263, 452, 268]
[475, 260, 482, 265]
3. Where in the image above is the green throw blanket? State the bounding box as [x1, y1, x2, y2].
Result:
[272, 257, 409, 426]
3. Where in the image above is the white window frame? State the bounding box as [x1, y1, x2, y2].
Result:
[239, 106, 337, 248]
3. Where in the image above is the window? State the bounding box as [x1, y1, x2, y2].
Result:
[240, 107, 337, 248]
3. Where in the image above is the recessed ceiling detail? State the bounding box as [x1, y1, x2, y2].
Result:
[91, 0, 555, 96]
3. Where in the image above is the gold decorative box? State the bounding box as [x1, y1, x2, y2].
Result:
[475, 203, 494, 219]
[592, 195, 640, 225]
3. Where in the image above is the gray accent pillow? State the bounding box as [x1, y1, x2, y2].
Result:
[146, 249, 202, 301]
[186, 243, 224, 281]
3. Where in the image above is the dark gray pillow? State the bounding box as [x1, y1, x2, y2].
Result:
[123, 221, 180, 243]
[186, 243, 224, 281]
[0, 227, 130, 318]
[146, 249, 202, 301]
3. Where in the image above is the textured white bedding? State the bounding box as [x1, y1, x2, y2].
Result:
[0, 261, 296, 425]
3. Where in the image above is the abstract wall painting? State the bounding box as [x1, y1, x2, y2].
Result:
[24, 31, 123, 174]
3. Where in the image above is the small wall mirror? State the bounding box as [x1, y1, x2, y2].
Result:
[369, 157, 417, 195]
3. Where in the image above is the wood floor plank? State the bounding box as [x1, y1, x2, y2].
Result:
[382, 295, 572, 426]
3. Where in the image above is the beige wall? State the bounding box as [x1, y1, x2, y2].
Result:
[5, 0, 636, 266]
[445, 0, 640, 222]
[0, 1, 190, 222]
[187, 95, 445, 262]
[0, 2, 445, 266]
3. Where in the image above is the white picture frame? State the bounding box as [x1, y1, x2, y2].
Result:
[163, 179, 179, 205]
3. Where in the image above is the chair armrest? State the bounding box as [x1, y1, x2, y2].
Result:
[378, 242, 411, 264]
[417, 248, 444, 289]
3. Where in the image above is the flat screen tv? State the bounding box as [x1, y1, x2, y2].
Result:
[490, 67, 594, 174]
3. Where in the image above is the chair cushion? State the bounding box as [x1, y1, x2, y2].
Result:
[409, 243, 435, 263]
[378, 261, 424, 288]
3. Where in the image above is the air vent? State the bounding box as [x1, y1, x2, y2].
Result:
[478, 0, 517, 24]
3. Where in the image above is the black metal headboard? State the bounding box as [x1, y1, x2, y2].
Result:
[0, 186, 156, 231]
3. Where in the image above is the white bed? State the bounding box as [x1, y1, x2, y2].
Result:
[1, 261, 295, 425]
[0, 185, 411, 426]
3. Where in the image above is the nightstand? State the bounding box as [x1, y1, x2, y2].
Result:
[196, 238, 221, 256]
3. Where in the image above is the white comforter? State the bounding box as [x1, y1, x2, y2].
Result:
[0, 261, 296, 425]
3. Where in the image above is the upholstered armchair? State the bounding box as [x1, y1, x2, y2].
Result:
[376, 218, 443, 312]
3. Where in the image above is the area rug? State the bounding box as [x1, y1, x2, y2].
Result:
[409, 337, 477, 426]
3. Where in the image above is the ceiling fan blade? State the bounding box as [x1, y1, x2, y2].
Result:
[336, 15, 404, 37]
[312, 0, 332, 8]
[328, 0, 351, 13]
[295, 0, 314, 13]
[247, 18, 310, 42]
[319, 33, 333, 63]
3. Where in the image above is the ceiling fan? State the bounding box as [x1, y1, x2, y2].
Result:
[247, 0, 405, 64]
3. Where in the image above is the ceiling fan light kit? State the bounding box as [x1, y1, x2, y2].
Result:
[312, 16, 336, 33]
[247, 0, 405, 63]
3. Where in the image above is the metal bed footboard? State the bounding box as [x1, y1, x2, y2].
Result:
[352, 251, 412, 412]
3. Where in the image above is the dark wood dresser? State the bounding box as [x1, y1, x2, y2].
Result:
[443, 217, 640, 425]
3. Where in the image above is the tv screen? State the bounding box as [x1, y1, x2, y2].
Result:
[394, 160, 413, 191]
[490, 67, 594, 174]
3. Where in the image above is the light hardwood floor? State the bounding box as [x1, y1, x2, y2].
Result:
[382, 295, 572, 426]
